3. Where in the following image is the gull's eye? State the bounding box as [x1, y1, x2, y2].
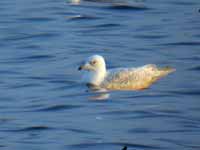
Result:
[90, 60, 97, 65]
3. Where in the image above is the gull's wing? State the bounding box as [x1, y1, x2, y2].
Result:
[101, 64, 174, 90]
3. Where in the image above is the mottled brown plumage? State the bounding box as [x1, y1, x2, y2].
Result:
[101, 65, 175, 90]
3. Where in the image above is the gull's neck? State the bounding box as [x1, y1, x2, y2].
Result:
[85, 67, 106, 86]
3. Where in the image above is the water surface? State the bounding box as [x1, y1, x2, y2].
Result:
[0, 0, 200, 150]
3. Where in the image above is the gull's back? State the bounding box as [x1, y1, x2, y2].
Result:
[101, 64, 175, 90]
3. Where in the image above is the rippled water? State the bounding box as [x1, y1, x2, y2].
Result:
[0, 0, 200, 150]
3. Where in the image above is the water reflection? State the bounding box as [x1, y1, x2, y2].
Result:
[87, 84, 110, 100]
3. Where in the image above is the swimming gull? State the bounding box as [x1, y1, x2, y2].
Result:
[78, 55, 175, 90]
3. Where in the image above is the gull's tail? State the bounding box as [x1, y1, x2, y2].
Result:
[157, 66, 176, 77]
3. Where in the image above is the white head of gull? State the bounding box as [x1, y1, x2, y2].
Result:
[79, 55, 107, 87]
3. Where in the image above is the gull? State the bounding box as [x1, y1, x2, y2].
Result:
[78, 55, 175, 90]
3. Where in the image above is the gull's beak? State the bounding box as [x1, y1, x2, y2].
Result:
[78, 63, 92, 71]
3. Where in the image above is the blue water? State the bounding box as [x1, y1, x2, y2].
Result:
[0, 0, 200, 150]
